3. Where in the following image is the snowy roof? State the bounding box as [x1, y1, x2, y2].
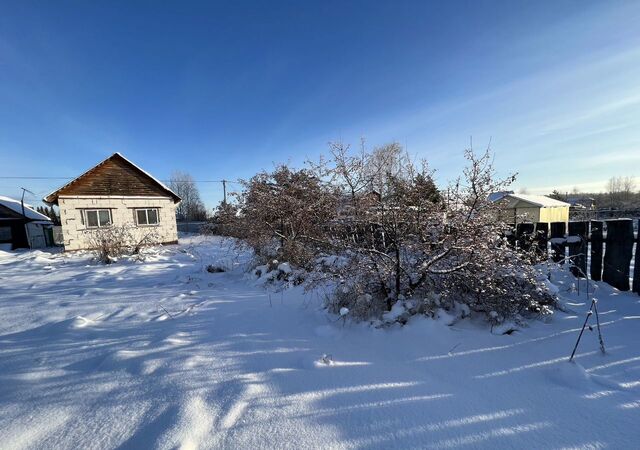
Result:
[505, 193, 570, 208]
[487, 191, 514, 202]
[0, 196, 52, 221]
[43, 152, 181, 204]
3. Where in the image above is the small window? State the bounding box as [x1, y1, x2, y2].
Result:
[0, 226, 11, 241]
[136, 209, 147, 225]
[85, 209, 112, 228]
[135, 208, 159, 226]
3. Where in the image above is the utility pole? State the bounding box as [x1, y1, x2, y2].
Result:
[20, 187, 34, 216]
[222, 179, 227, 205]
[20, 187, 35, 247]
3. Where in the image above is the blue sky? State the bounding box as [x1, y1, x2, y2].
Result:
[1, 1, 639, 208]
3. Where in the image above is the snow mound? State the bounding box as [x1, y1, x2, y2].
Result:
[277, 262, 292, 274]
[382, 301, 409, 324]
[545, 361, 621, 393]
[70, 316, 96, 329]
[546, 361, 592, 390]
[492, 321, 520, 335]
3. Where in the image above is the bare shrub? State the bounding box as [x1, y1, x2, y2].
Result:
[84, 225, 159, 263]
[208, 201, 241, 237]
[229, 165, 339, 268]
[224, 142, 557, 324]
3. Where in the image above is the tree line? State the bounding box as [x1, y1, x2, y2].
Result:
[549, 176, 638, 210]
[35, 205, 60, 225]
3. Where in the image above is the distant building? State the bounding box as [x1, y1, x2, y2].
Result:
[0, 196, 54, 250]
[493, 193, 570, 226]
[566, 196, 596, 210]
[43, 153, 181, 251]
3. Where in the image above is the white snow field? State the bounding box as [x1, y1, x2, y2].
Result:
[0, 236, 639, 450]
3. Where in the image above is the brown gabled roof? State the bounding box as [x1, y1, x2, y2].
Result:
[43, 153, 181, 205]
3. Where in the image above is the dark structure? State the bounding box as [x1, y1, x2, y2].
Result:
[0, 196, 54, 250]
[634, 224, 640, 295]
[602, 219, 635, 291]
[549, 221, 566, 263]
[590, 221, 604, 281]
[567, 221, 588, 278]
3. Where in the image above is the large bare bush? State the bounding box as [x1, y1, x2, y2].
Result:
[223, 143, 556, 323]
[230, 165, 339, 268]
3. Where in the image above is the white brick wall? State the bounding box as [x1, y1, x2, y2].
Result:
[58, 196, 179, 251]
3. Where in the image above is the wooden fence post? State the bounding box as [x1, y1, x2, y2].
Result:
[633, 218, 640, 295]
[535, 222, 548, 261]
[568, 221, 588, 278]
[516, 223, 534, 252]
[505, 224, 516, 247]
[550, 222, 566, 263]
[602, 219, 634, 291]
[590, 220, 603, 281]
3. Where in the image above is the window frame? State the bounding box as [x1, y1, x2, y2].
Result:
[83, 209, 112, 228]
[134, 208, 160, 227]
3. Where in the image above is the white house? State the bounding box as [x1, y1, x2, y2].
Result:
[496, 193, 570, 226]
[43, 153, 181, 251]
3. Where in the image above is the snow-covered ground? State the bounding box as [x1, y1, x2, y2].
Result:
[1, 236, 639, 449]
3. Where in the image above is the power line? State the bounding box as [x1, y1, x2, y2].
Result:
[0, 176, 242, 184]
[0, 176, 71, 180]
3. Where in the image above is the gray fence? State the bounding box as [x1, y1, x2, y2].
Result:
[176, 221, 208, 234]
[52, 226, 64, 246]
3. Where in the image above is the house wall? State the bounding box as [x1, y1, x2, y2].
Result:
[58, 196, 178, 251]
[513, 206, 541, 224]
[539, 206, 569, 224]
[497, 197, 570, 227]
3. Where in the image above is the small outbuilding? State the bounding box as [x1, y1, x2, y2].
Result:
[43, 153, 181, 251]
[0, 196, 54, 250]
[496, 193, 570, 226]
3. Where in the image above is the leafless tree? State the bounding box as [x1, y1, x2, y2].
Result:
[622, 176, 637, 201]
[169, 171, 208, 221]
[607, 175, 637, 207]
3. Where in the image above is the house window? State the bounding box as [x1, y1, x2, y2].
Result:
[135, 208, 159, 226]
[0, 226, 11, 241]
[84, 209, 112, 228]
